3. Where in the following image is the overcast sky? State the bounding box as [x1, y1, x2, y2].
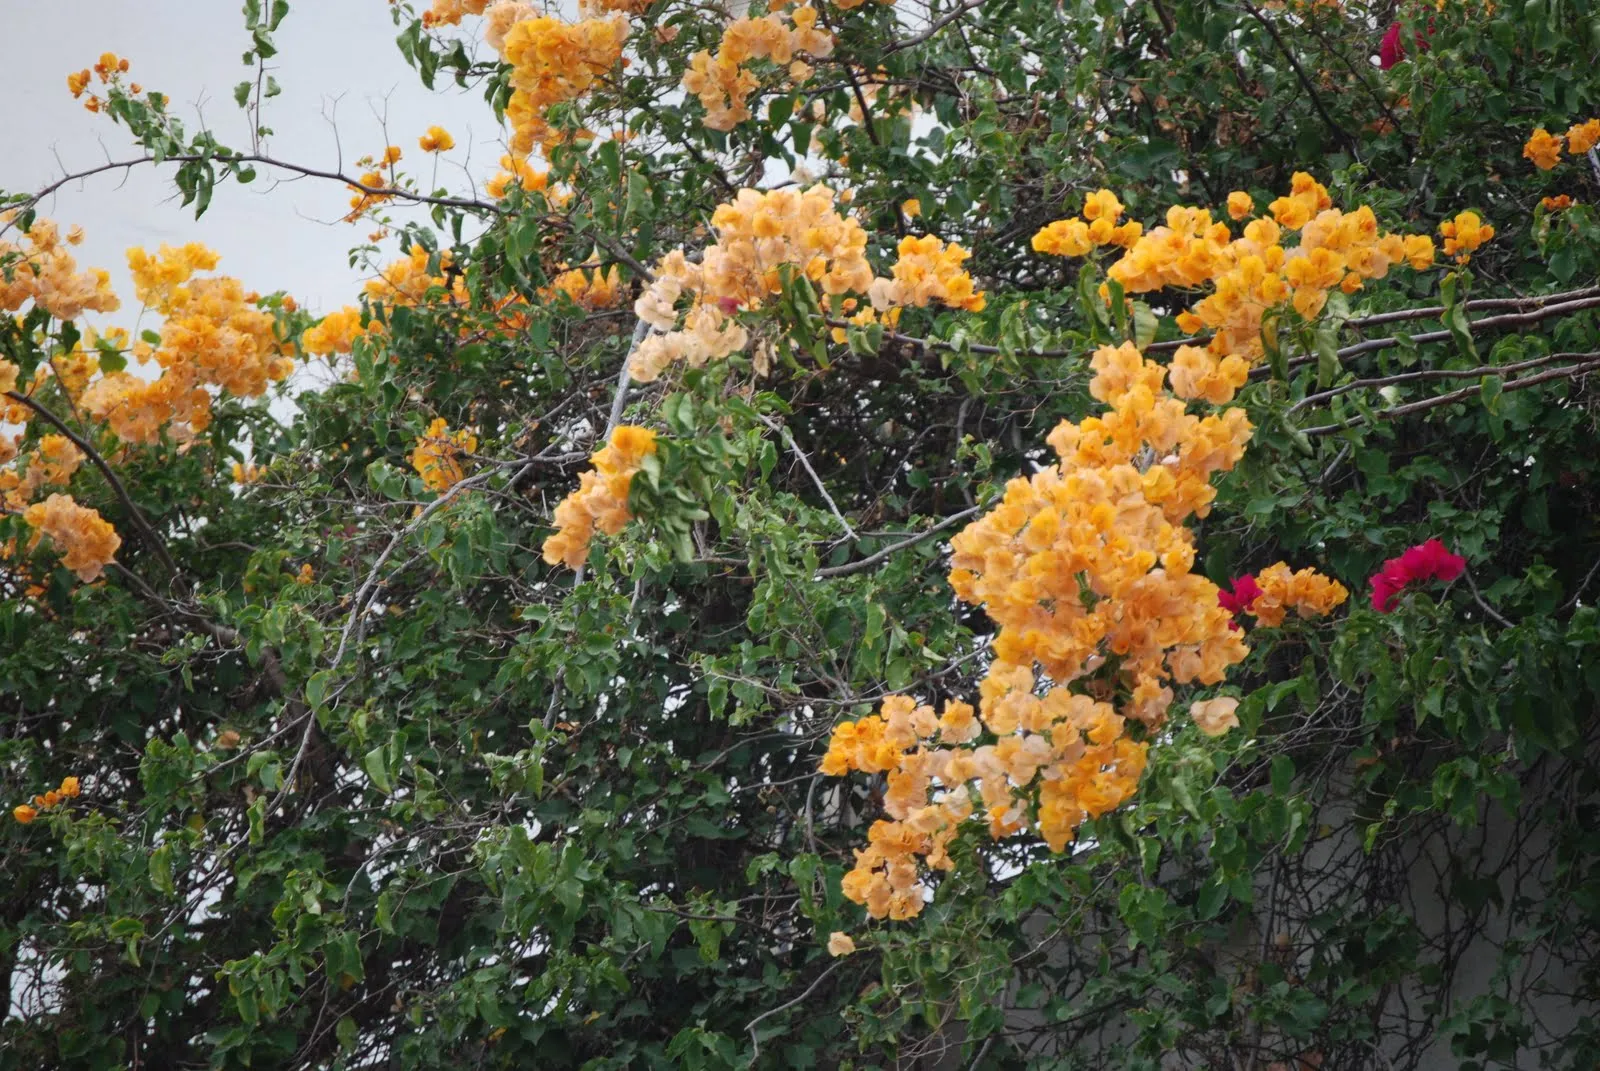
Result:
[3, 1, 506, 316]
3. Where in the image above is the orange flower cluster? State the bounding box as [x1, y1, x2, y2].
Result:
[495, 14, 629, 154]
[0, 216, 121, 321]
[824, 341, 1295, 919]
[0, 430, 88, 513]
[22, 494, 122, 582]
[1030, 188, 1144, 257]
[232, 461, 266, 484]
[867, 234, 987, 313]
[1242, 562, 1348, 627]
[345, 146, 404, 220]
[65, 52, 130, 112]
[410, 418, 478, 492]
[301, 306, 380, 357]
[486, 154, 555, 200]
[12, 775, 81, 824]
[544, 263, 625, 309]
[682, 6, 832, 131]
[1437, 210, 1495, 264]
[1035, 175, 1436, 376]
[364, 245, 469, 307]
[30, 435, 84, 488]
[1523, 119, 1600, 170]
[80, 244, 294, 443]
[632, 185, 982, 381]
[630, 185, 870, 380]
[542, 425, 657, 568]
[423, 0, 490, 26]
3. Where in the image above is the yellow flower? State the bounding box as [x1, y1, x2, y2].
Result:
[410, 418, 478, 492]
[1567, 118, 1600, 155]
[1227, 191, 1254, 220]
[418, 125, 456, 153]
[826, 932, 857, 956]
[1190, 697, 1241, 737]
[1523, 127, 1563, 170]
[542, 425, 659, 569]
[901, 198, 921, 218]
[1081, 188, 1124, 222]
[22, 493, 122, 582]
[1438, 211, 1494, 262]
[59, 776, 81, 798]
[13, 804, 37, 824]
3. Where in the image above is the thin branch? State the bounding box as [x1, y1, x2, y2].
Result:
[1464, 569, 1515, 629]
[882, 0, 987, 55]
[1252, 295, 1600, 380]
[8, 151, 502, 228]
[1289, 351, 1600, 414]
[329, 465, 501, 670]
[1237, 0, 1359, 156]
[816, 505, 981, 578]
[1147, 286, 1600, 355]
[755, 413, 859, 542]
[745, 960, 844, 1064]
[1301, 357, 1600, 436]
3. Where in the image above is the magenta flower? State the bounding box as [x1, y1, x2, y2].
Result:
[1369, 538, 1466, 612]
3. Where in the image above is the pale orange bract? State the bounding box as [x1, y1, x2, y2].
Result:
[76, 243, 293, 444]
[0, 217, 121, 321]
[410, 418, 479, 493]
[823, 341, 1264, 919]
[495, 14, 628, 154]
[1035, 175, 1437, 379]
[631, 185, 982, 382]
[682, 6, 832, 131]
[22, 493, 122, 582]
[542, 425, 658, 568]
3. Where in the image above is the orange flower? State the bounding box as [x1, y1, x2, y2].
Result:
[13, 804, 37, 824]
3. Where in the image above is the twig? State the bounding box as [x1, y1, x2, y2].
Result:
[1261, 296, 1600, 379]
[1288, 351, 1599, 414]
[755, 413, 859, 542]
[882, 0, 987, 55]
[816, 505, 981, 578]
[745, 960, 844, 1064]
[1237, 0, 1359, 156]
[8, 152, 500, 229]
[1147, 286, 1600, 355]
[1464, 570, 1514, 629]
[330, 466, 501, 669]
[1301, 358, 1600, 436]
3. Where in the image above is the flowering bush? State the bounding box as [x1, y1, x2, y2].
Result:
[4, 2, 1600, 1069]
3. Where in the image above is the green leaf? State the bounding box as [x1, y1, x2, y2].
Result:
[363, 745, 394, 795]
[1480, 374, 1504, 412]
[1132, 301, 1158, 351]
[1270, 755, 1295, 797]
[149, 843, 176, 897]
